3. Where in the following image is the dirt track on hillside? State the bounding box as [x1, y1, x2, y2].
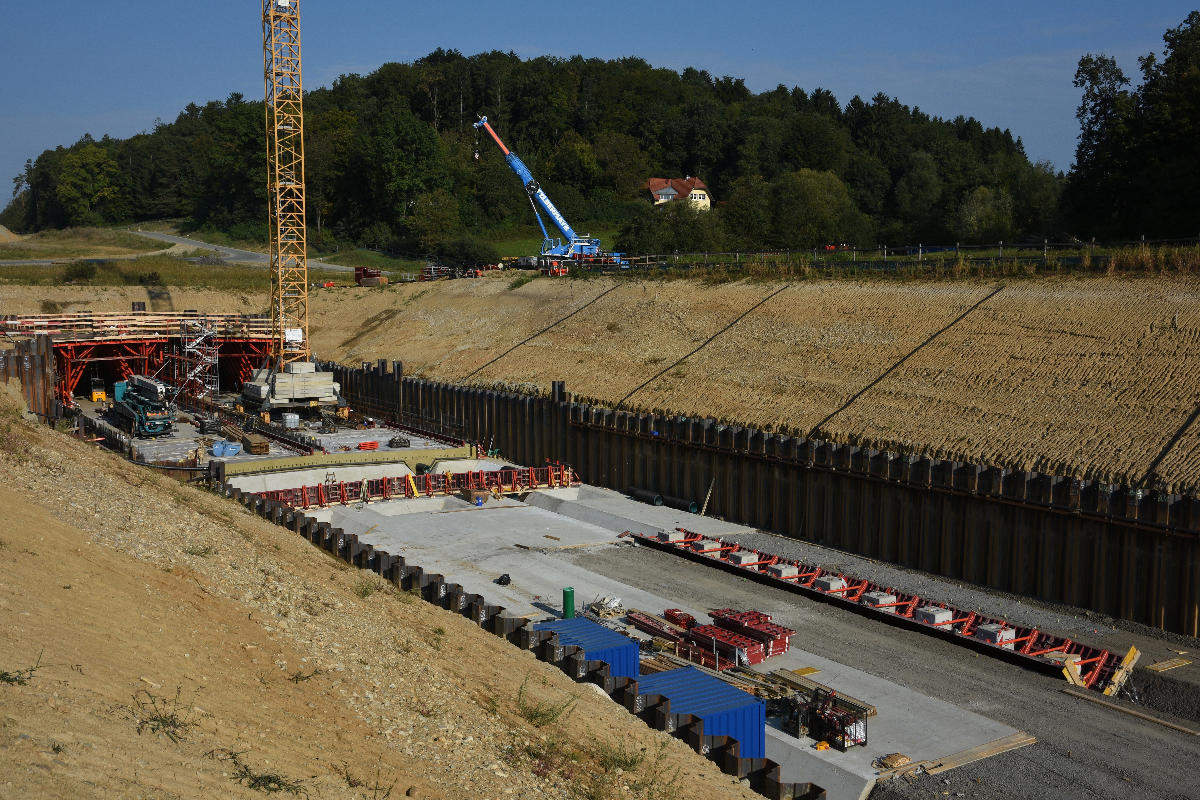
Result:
[5, 273, 1199, 491]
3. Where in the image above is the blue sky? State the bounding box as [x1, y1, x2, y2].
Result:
[1, 1, 1194, 201]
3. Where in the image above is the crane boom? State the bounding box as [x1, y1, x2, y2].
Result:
[474, 116, 601, 259]
[262, 0, 309, 368]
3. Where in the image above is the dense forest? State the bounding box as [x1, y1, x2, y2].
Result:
[3, 12, 1196, 255]
[1062, 11, 1200, 238]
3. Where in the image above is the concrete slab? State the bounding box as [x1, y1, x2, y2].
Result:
[315, 493, 1017, 800]
[526, 485, 755, 539]
[312, 427, 445, 453]
[225, 462, 415, 493]
[756, 648, 1016, 800]
[429, 458, 518, 473]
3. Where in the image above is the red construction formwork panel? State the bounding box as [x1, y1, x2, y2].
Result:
[635, 529, 1125, 692]
[710, 609, 795, 657]
[664, 608, 698, 629]
[686, 625, 766, 666]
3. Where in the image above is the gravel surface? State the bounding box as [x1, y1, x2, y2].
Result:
[565, 544, 1200, 800]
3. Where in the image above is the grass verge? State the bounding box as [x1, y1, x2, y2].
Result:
[0, 227, 163, 259]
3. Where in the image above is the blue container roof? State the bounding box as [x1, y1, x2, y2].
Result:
[533, 617, 639, 677]
[633, 666, 765, 758]
[634, 666, 760, 716]
[535, 617, 631, 650]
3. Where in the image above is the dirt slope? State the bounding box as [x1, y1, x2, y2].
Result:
[4, 272, 1199, 491]
[0, 384, 757, 800]
[307, 274, 1200, 492]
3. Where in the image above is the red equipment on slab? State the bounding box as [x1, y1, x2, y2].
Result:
[634, 528, 1126, 692]
[710, 608, 795, 657]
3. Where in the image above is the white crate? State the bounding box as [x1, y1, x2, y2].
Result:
[812, 575, 847, 593]
[975, 623, 1016, 649]
[860, 590, 898, 612]
[913, 605, 954, 625]
[767, 563, 800, 579]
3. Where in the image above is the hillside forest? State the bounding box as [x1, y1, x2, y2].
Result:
[3, 12, 1197, 258]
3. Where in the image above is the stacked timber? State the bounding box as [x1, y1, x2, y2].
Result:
[241, 432, 270, 455]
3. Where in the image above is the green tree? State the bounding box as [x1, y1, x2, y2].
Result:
[954, 186, 1014, 243]
[55, 144, 128, 225]
[720, 174, 772, 250]
[770, 169, 870, 248]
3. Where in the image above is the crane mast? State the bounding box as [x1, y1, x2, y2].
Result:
[262, 0, 309, 369]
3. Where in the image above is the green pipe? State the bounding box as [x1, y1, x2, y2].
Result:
[563, 586, 575, 619]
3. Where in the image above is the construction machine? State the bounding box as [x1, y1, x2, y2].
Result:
[112, 375, 175, 438]
[473, 116, 625, 269]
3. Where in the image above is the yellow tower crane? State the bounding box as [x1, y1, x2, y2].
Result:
[262, 0, 309, 369]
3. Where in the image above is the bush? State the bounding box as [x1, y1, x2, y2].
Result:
[62, 261, 98, 284]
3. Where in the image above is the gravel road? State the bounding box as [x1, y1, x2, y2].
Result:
[565, 544, 1200, 800]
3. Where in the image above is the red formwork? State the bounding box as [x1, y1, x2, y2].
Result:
[627, 611, 684, 644]
[686, 625, 767, 666]
[255, 465, 581, 508]
[710, 609, 795, 657]
[635, 529, 1124, 692]
[664, 608, 698, 629]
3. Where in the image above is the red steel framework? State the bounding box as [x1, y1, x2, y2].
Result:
[2, 312, 273, 408]
[50, 337, 270, 409]
[253, 465, 581, 508]
[635, 529, 1130, 693]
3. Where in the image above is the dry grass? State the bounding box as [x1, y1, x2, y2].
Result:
[0, 227, 162, 259]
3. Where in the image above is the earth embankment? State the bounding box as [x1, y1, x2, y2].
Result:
[0, 383, 758, 800]
[5, 272, 1199, 491]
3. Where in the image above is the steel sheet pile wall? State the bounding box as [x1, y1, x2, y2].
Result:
[0, 335, 59, 421]
[215, 481, 823, 800]
[350, 374, 1200, 637]
[533, 617, 640, 678]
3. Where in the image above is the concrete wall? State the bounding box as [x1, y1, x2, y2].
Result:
[328, 364, 1199, 637]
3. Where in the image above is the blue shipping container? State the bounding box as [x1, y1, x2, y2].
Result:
[633, 667, 765, 758]
[533, 617, 640, 678]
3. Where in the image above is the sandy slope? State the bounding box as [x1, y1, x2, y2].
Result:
[0, 383, 757, 800]
[4, 272, 1199, 491]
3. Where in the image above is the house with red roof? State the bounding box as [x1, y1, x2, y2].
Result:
[646, 176, 712, 210]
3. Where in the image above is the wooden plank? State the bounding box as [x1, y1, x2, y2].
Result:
[1102, 646, 1141, 696]
[1061, 688, 1200, 735]
[1145, 657, 1192, 673]
[923, 732, 1037, 775]
[770, 669, 877, 717]
[793, 667, 821, 677]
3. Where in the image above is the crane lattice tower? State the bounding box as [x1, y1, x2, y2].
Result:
[262, 0, 309, 368]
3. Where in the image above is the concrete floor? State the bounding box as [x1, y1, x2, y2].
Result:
[313, 487, 1019, 800]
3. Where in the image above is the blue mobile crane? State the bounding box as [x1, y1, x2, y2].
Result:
[474, 116, 625, 268]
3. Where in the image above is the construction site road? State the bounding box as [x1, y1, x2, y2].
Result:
[128, 229, 355, 272]
[566, 543, 1200, 800]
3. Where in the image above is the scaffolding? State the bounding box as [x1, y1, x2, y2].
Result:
[171, 318, 219, 403]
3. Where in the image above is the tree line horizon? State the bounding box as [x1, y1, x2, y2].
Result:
[3, 12, 1197, 261]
